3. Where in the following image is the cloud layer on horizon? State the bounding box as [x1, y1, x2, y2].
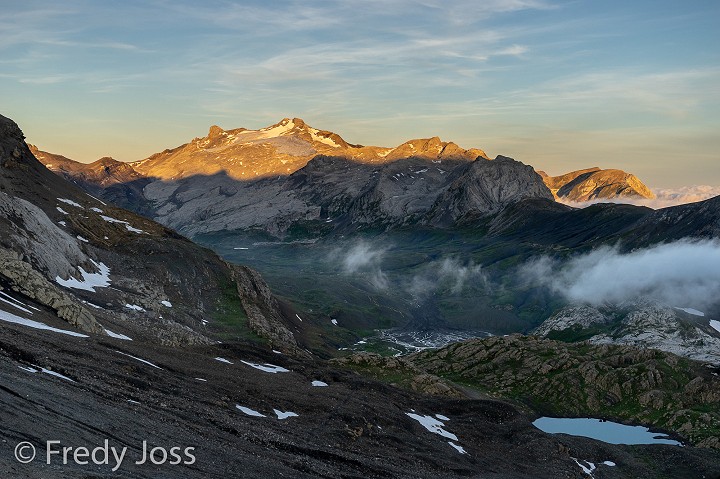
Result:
[560, 185, 720, 210]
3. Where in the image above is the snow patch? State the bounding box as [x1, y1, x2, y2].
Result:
[86, 193, 107, 205]
[240, 361, 289, 373]
[0, 309, 88, 337]
[105, 329, 132, 341]
[58, 198, 82, 208]
[124, 304, 145, 312]
[115, 351, 163, 369]
[710, 320, 720, 334]
[20, 364, 75, 382]
[255, 120, 296, 139]
[674, 307, 705, 317]
[406, 413, 458, 441]
[56, 207, 69, 215]
[77, 235, 89, 243]
[0, 292, 34, 314]
[214, 357, 233, 364]
[572, 458, 596, 476]
[160, 300, 172, 307]
[448, 442, 466, 454]
[91, 207, 103, 213]
[311, 380, 328, 387]
[56, 260, 111, 292]
[236, 405, 265, 417]
[100, 215, 144, 234]
[38, 366, 75, 382]
[331, 319, 338, 326]
[274, 409, 299, 420]
[309, 127, 340, 148]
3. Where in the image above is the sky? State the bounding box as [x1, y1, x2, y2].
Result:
[1, 0, 719, 188]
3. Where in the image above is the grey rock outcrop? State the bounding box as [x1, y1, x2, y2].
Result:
[0, 248, 103, 334]
[533, 305, 611, 336]
[230, 264, 310, 358]
[1, 112, 306, 350]
[535, 300, 720, 365]
[427, 156, 554, 225]
[0, 191, 89, 280]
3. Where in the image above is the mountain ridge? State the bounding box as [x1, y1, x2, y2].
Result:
[29, 118, 551, 238]
[128, 117, 488, 182]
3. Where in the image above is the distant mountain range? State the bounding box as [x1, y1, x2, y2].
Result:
[30, 118, 654, 238]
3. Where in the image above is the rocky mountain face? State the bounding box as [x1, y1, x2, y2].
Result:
[31, 118, 554, 238]
[7, 113, 719, 477]
[539, 167, 655, 202]
[336, 335, 720, 449]
[533, 301, 720, 365]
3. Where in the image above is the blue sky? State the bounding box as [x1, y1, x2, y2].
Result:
[2, 0, 718, 187]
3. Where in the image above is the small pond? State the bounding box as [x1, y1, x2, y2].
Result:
[532, 417, 682, 446]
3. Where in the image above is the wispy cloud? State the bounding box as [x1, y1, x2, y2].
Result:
[406, 258, 487, 299]
[495, 44, 529, 56]
[331, 241, 390, 290]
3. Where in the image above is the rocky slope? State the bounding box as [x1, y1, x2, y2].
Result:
[7, 328, 720, 479]
[533, 301, 720, 365]
[539, 167, 655, 202]
[336, 336, 720, 449]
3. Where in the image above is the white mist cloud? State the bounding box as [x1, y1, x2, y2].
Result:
[334, 241, 389, 289]
[407, 257, 487, 299]
[524, 239, 720, 310]
[560, 185, 720, 210]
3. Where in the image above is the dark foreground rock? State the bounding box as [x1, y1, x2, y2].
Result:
[1, 320, 720, 479]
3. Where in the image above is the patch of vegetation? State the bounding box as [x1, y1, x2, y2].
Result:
[210, 277, 263, 342]
[546, 324, 611, 342]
